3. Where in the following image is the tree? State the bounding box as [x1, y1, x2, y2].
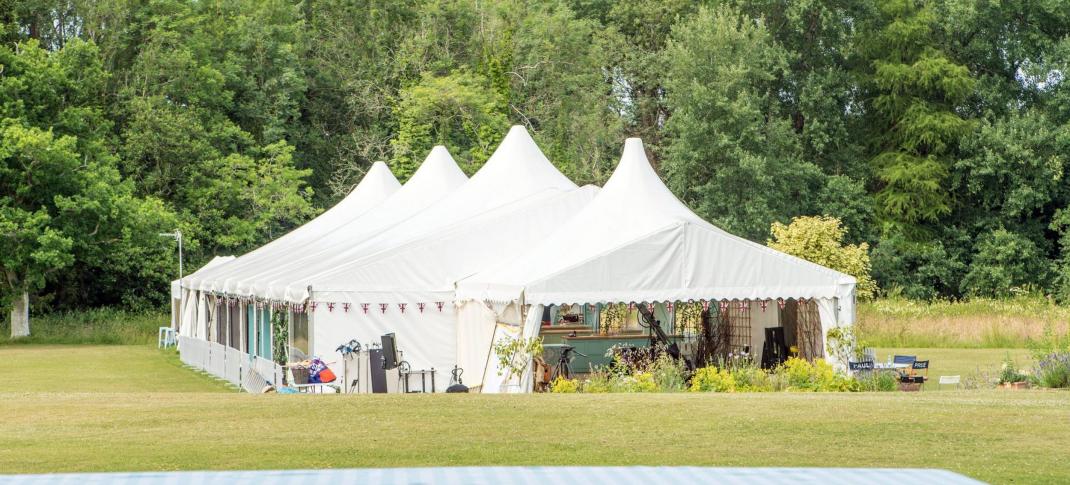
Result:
[961, 229, 1051, 298]
[1, 39, 181, 332]
[861, 0, 974, 234]
[0, 123, 76, 336]
[768, 216, 878, 299]
[663, 5, 823, 241]
[182, 141, 316, 255]
[390, 70, 508, 180]
[116, 3, 315, 261]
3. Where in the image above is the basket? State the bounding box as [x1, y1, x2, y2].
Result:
[290, 365, 310, 385]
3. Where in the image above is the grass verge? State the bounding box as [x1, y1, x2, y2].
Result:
[0, 308, 165, 345]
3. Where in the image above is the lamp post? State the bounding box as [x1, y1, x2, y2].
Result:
[159, 230, 183, 280]
[160, 230, 184, 333]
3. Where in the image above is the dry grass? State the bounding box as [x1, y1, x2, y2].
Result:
[857, 296, 1070, 348]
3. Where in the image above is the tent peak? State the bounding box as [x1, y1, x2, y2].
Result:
[348, 161, 401, 196]
[404, 145, 468, 188]
[469, 125, 576, 190]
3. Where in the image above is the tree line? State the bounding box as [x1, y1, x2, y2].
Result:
[3, 0, 1070, 327]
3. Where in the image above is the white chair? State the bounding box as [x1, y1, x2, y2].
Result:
[158, 327, 177, 348]
[938, 375, 960, 389]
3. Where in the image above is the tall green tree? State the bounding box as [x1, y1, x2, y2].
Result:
[1, 39, 178, 334]
[116, 0, 315, 262]
[663, 5, 822, 240]
[861, 0, 974, 234]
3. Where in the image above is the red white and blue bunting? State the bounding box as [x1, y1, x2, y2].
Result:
[205, 293, 817, 320]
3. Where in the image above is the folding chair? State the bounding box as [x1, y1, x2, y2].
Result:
[891, 355, 916, 384]
[910, 360, 929, 384]
[938, 375, 960, 389]
[892, 355, 916, 368]
[848, 360, 875, 377]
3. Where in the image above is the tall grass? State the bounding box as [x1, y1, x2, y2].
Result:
[857, 294, 1070, 348]
[0, 308, 166, 345]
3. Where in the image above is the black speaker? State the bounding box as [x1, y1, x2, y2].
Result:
[381, 333, 399, 370]
[368, 349, 387, 393]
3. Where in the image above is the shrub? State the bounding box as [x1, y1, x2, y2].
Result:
[1033, 353, 1070, 388]
[650, 353, 687, 392]
[768, 216, 877, 299]
[998, 355, 1029, 384]
[610, 372, 658, 393]
[689, 366, 736, 392]
[776, 357, 857, 392]
[730, 366, 774, 392]
[856, 371, 898, 391]
[1029, 325, 1070, 388]
[962, 367, 999, 389]
[549, 376, 579, 393]
[580, 372, 611, 393]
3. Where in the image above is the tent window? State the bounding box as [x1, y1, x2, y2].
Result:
[291, 311, 309, 357]
[795, 300, 823, 360]
[259, 307, 272, 360]
[214, 297, 226, 344]
[228, 304, 241, 349]
[724, 301, 752, 354]
[246, 305, 256, 355]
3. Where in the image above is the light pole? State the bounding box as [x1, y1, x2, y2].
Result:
[160, 230, 183, 333]
[159, 230, 183, 280]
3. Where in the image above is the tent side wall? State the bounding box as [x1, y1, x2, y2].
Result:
[312, 290, 457, 391]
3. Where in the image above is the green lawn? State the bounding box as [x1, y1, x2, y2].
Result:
[1, 346, 1068, 483]
[874, 347, 1032, 390]
[0, 345, 233, 393]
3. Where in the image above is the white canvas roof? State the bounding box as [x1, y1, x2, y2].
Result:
[183, 161, 401, 292]
[266, 125, 583, 302]
[208, 146, 469, 297]
[456, 138, 857, 306]
[171, 255, 235, 299]
[301, 126, 595, 376]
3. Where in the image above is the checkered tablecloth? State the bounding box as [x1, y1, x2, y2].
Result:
[0, 467, 983, 484]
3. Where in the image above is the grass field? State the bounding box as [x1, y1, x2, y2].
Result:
[873, 347, 1031, 390]
[1, 346, 1068, 483]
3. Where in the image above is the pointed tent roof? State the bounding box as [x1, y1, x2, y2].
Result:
[262, 125, 583, 302]
[184, 161, 400, 291]
[225, 146, 469, 296]
[456, 138, 856, 306]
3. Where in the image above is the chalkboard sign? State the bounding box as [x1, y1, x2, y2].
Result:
[848, 361, 875, 371]
[912, 360, 929, 370]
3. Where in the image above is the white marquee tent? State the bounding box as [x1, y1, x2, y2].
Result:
[184, 160, 403, 294]
[293, 126, 598, 378]
[171, 255, 234, 333]
[192, 146, 468, 298]
[175, 130, 858, 395]
[177, 160, 401, 344]
[456, 138, 857, 392]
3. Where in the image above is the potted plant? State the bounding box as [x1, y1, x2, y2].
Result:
[493, 335, 544, 392]
[998, 356, 1031, 389]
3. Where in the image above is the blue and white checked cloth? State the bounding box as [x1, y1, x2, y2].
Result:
[0, 467, 983, 484]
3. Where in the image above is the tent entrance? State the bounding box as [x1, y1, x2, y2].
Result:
[534, 298, 825, 388]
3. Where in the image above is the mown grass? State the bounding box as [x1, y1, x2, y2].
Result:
[0, 345, 233, 393]
[857, 295, 1070, 348]
[1, 346, 1068, 483]
[0, 308, 165, 345]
